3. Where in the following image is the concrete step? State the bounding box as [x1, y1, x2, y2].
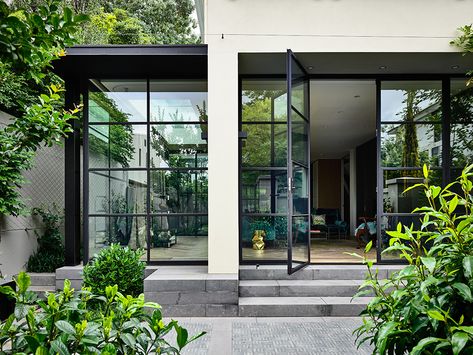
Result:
[238, 296, 372, 317]
[239, 279, 365, 297]
[239, 265, 403, 280]
[28, 273, 55, 287]
[30, 286, 55, 299]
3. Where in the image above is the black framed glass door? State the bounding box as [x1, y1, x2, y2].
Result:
[287, 50, 311, 274]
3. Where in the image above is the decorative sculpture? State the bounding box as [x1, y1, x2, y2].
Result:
[252, 230, 266, 250]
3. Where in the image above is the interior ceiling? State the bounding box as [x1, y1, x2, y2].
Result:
[310, 80, 376, 159]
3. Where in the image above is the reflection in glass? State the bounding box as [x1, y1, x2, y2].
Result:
[381, 81, 442, 122]
[89, 171, 147, 214]
[241, 171, 287, 214]
[88, 124, 144, 168]
[150, 80, 208, 123]
[292, 166, 308, 215]
[451, 124, 473, 167]
[242, 80, 287, 122]
[241, 124, 287, 167]
[150, 170, 207, 213]
[149, 215, 208, 261]
[383, 170, 441, 213]
[241, 216, 288, 261]
[381, 123, 442, 167]
[380, 215, 422, 261]
[451, 79, 473, 124]
[89, 80, 147, 123]
[291, 109, 308, 165]
[291, 216, 309, 263]
[89, 216, 147, 257]
[150, 124, 207, 168]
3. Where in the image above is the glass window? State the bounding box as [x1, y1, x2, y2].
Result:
[87, 79, 208, 262]
[88, 124, 146, 169]
[241, 124, 287, 167]
[242, 80, 287, 122]
[381, 123, 442, 167]
[241, 171, 287, 214]
[380, 214, 422, 261]
[451, 79, 473, 168]
[381, 81, 442, 123]
[89, 80, 147, 123]
[150, 124, 207, 168]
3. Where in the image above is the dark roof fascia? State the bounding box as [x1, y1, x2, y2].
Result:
[64, 44, 208, 57]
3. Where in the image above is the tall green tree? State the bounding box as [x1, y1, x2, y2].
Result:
[0, 0, 86, 216]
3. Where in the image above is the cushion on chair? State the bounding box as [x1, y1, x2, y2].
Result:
[312, 214, 326, 225]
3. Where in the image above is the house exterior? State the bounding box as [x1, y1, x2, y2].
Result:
[53, 0, 473, 316]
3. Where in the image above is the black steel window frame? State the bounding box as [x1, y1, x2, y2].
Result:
[240, 74, 467, 265]
[84, 77, 208, 265]
[239, 77, 289, 264]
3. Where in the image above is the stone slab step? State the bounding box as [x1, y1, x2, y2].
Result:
[30, 286, 55, 299]
[239, 265, 403, 280]
[239, 279, 365, 297]
[238, 296, 372, 317]
[28, 273, 55, 286]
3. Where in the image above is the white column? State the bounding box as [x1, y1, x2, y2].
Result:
[349, 149, 357, 235]
[207, 44, 239, 274]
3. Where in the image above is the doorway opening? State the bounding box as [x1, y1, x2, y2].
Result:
[239, 78, 378, 264]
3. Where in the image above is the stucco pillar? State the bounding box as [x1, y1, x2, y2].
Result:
[207, 44, 239, 274]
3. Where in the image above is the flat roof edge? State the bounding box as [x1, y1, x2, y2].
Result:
[65, 44, 208, 56]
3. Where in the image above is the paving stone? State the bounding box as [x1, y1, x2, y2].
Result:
[28, 273, 55, 286]
[206, 304, 239, 317]
[161, 304, 206, 317]
[144, 279, 206, 292]
[179, 291, 238, 305]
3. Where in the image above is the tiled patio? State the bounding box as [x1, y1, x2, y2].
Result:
[166, 317, 372, 355]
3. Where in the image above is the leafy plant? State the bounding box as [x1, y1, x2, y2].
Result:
[27, 205, 65, 273]
[0, 272, 205, 354]
[83, 244, 145, 297]
[352, 164, 473, 354]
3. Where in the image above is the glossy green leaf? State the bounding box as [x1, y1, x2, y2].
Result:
[427, 310, 445, 321]
[421, 257, 436, 274]
[411, 337, 443, 355]
[452, 332, 469, 355]
[453, 283, 473, 302]
[55, 320, 76, 336]
[463, 256, 473, 279]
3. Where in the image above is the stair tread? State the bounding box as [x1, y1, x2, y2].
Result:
[239, 296, 372, 305]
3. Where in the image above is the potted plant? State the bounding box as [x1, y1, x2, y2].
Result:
[0, 266, 16, 321]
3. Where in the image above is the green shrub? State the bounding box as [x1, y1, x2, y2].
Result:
[83, 244, 145, 297]
[0, 272, 205, 354]
[26, 205, 64, 273]
[353, 165, 473, 354]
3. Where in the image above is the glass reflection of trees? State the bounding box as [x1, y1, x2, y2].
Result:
[89, 91, 135, 167]
[451, 85, 473, 167]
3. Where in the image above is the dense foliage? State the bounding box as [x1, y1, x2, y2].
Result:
[27, 205, 65, 273]
[83, 244, 145, 298]
[0, 272, 205, 354]
[353, 165, 473, 354]
[0, 0, 85, 216]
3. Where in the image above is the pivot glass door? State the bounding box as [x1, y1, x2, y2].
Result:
[287, 50, 311, 274]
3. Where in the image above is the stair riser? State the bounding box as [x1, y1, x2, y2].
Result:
[238, 304, 366, 317]
[239, 285, 366, 297]
[240, 268, 398, 280]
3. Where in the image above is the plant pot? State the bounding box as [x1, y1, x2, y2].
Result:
[0, 279, 16, 321]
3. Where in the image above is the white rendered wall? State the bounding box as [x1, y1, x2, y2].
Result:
[204, 0, 472, 273]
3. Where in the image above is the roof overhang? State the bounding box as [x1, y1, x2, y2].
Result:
[54, 45, 208, 79]
[239, 52, 472, 76]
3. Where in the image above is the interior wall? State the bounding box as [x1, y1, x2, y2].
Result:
[356, 138, 377, 218]
[315, 159, 341, 210]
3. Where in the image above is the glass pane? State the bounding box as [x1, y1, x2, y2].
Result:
[150, 170, 207, 213]
[89, 80, 147, 123]
[292, 166, 308, 215]
[291, 109, 308, 165]
[291, 216, 309, 264]
[451, 79, 473, 124]
[241, 79, 287, 122]
[380, 215, 422, 261]
[149, 215, 208, 261]
[150, 80, 207, 123]
[451, 124, 473, 168]
[241, 171, 288, 214]
[381, 81, 442, 122]
[381, 123, 442, 167]
[149, 124, 207, 168]
[241, 124, 287, 167]
[290, 57, 308, 116]
[89, 216, 147, 258]
[241, 216, 288, 261]
[89, 170, 147, 214]
[383, 170, 441, 213]
[89, 124, 147, 168]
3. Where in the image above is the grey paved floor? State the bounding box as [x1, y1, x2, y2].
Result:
[164, 317, 372, 355]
